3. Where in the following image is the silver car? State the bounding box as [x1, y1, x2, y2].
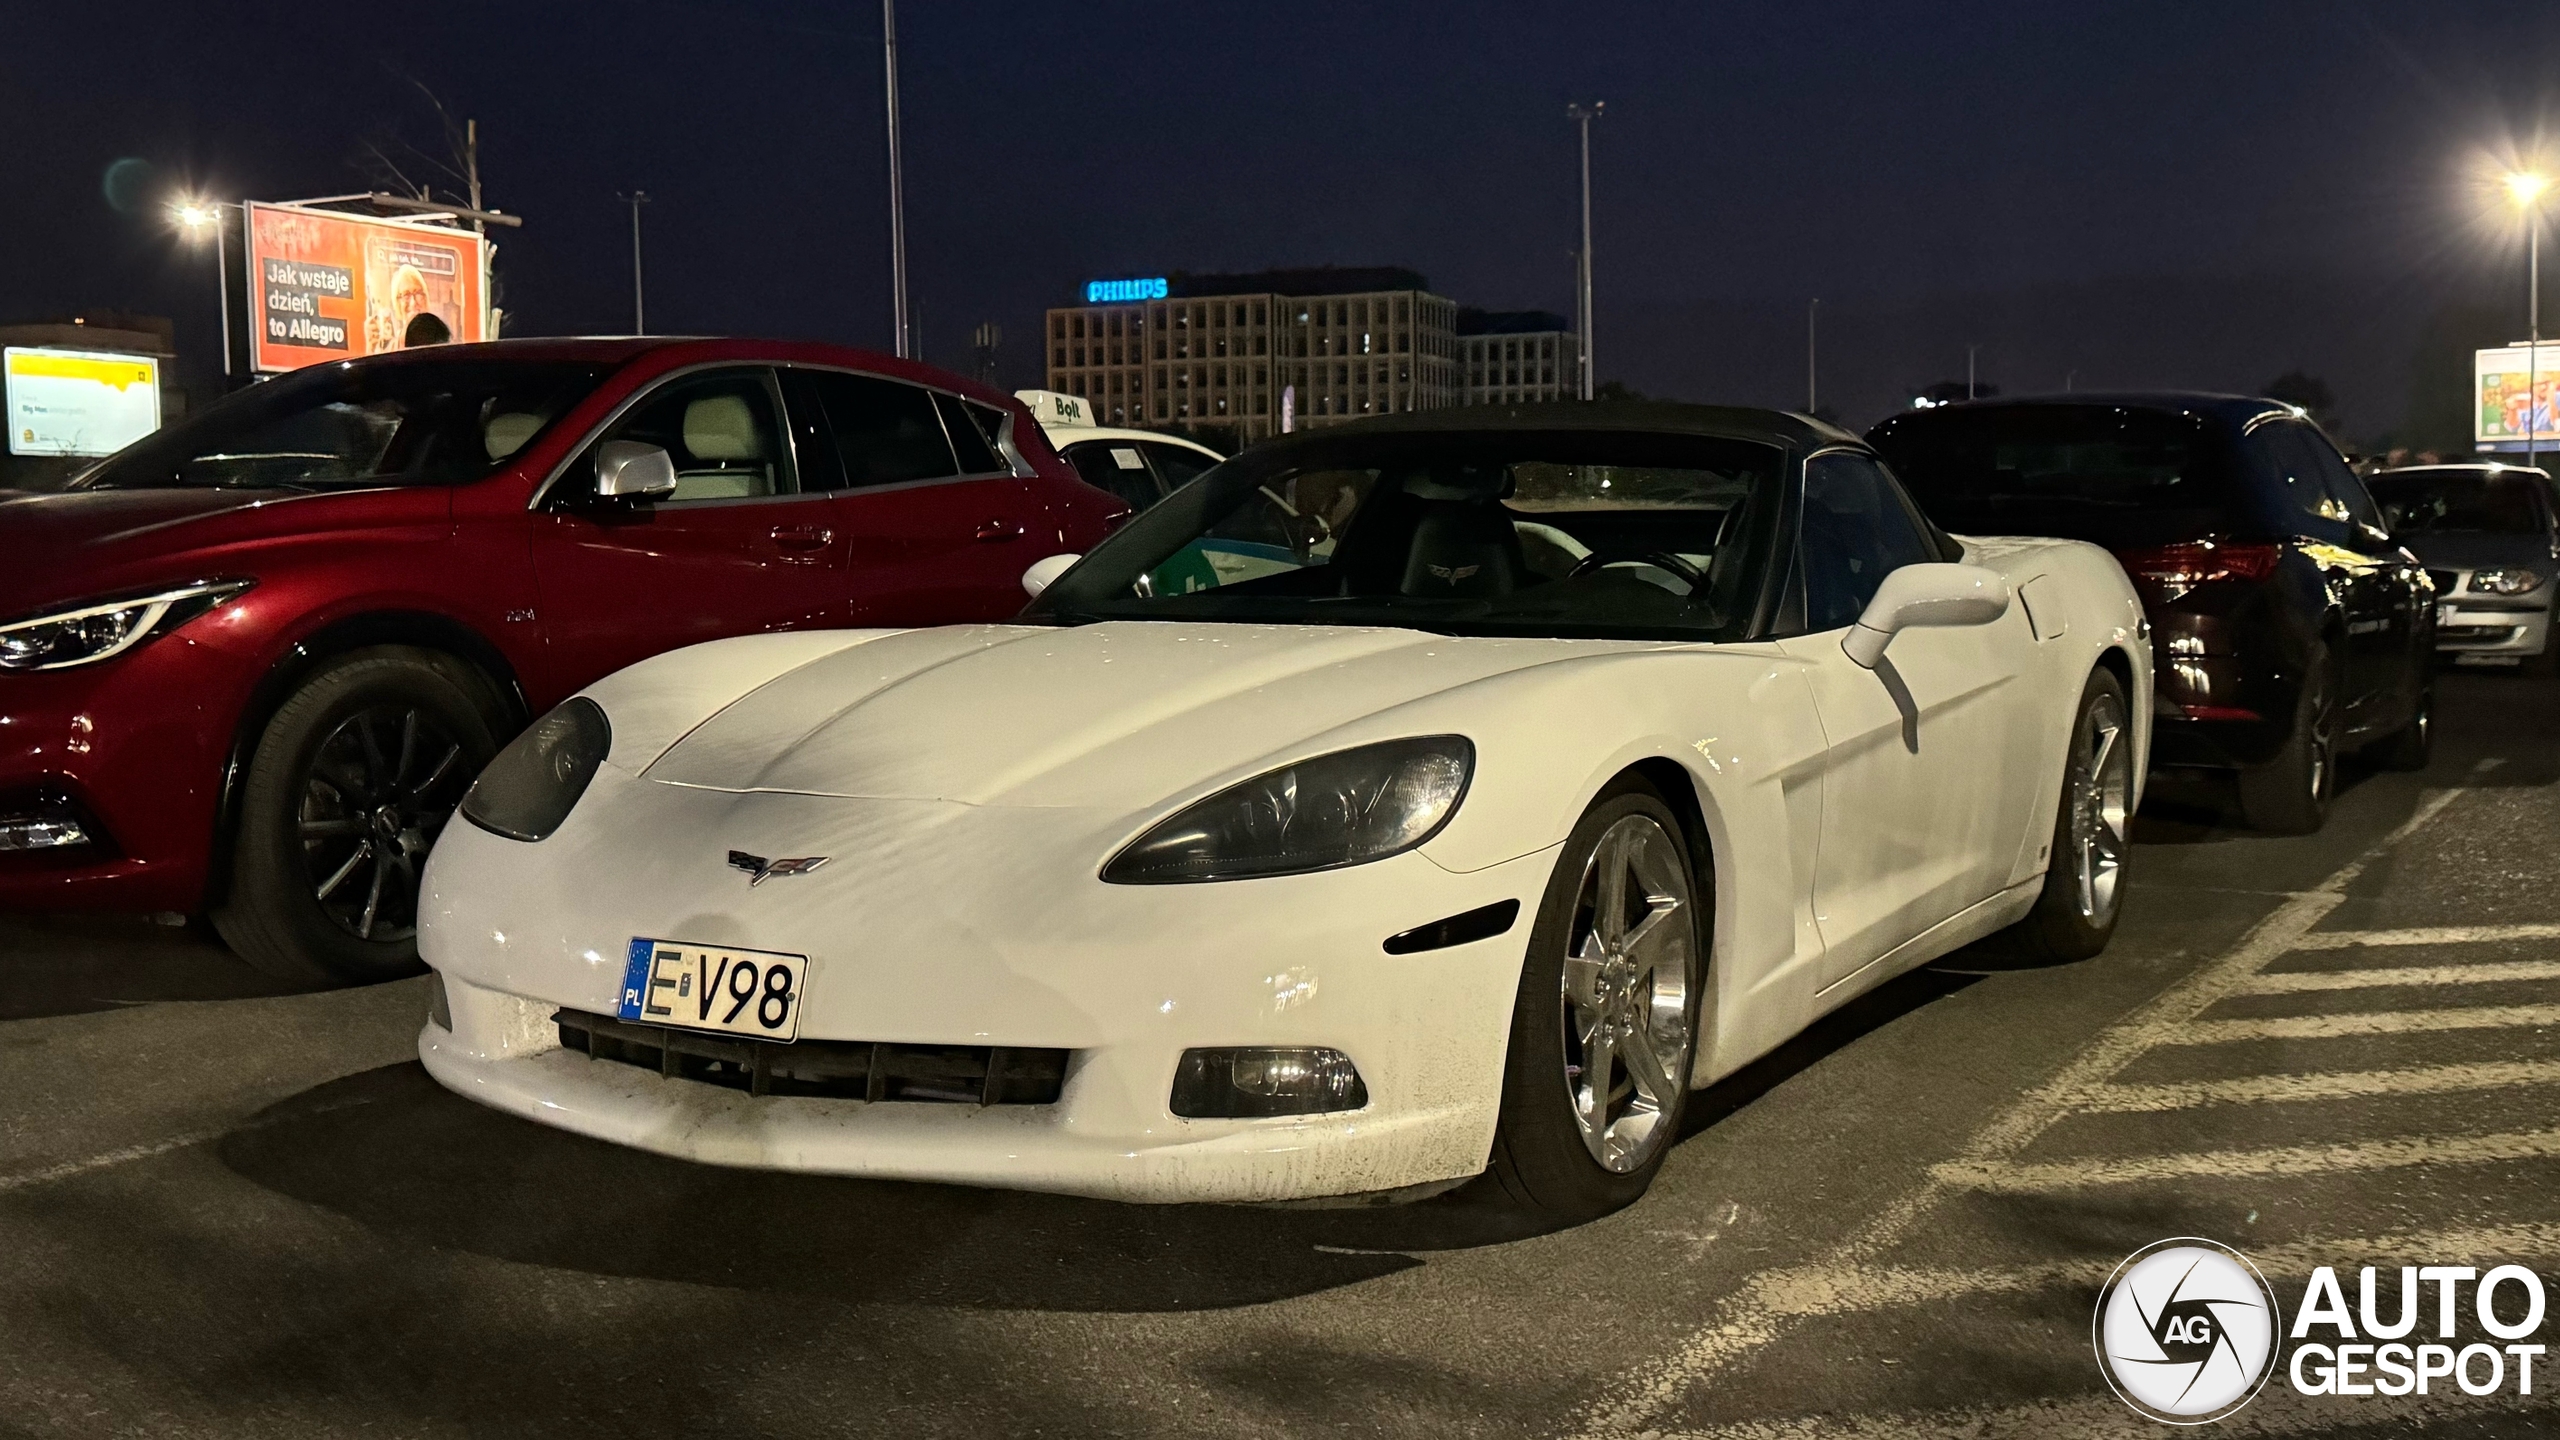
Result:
[2370, 463, 2560, 667]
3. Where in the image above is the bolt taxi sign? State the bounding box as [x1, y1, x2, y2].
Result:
[2095, 1238, 2282, 1423]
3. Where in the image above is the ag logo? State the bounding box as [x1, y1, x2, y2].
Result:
[2094, 1238, 2281, 1423]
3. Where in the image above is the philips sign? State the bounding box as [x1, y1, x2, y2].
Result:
[1085, 277, 1169, 304]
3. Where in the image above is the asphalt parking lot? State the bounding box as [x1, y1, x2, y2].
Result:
[3, 669, 2555, 1438]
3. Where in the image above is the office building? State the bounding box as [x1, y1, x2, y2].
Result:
[1045, 267, 1462, 445]
[1457, 309, 1579, 407]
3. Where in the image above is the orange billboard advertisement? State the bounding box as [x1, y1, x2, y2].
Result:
[245, 202, 487, 373]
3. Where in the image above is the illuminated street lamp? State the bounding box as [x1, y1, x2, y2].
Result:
[2507, 171, 2549, 469]
[170, 196, 233, 382]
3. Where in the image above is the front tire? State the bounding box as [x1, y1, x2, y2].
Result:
[1997, 667, 2133, 962]
[2237, 648, 2337, 835]
[2375, 672, 2434, 772]
[1486, 780, 1706, 1224]
[213, 648, 498, 984]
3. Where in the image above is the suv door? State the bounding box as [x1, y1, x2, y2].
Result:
[1779, 451, 2039, 987]
[529, 365, 849, 687]
[783, 369, 1040, 624]
[2254, 420, 2403, 734]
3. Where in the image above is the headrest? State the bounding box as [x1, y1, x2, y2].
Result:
[483, 412, 543, 460]
[684, 394, 766, 462]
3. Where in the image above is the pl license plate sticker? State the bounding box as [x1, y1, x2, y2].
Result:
[618, 938, 809, 1042]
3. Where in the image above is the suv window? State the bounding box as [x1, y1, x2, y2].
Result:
[2255, 421, 2353, 532]
[1064, 440, 1164, 510]
[1142, 441, 1219, 490]
[793, 370, 958, 489]
[933, 392, 1006, 474]
[582, 368, 793, 503]
[1802, 452, 1935, 632]
[1867, 403, 2233, 548]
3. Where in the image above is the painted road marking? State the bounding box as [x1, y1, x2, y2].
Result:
[2293, 921, 2560, 950]
[1934, 1126, 2560, 1192]
[2175, 1003, 2560, 1043]
[2080, 1057, 2560, 1112]
[0, 1096, 371, 1195]
[1576, 777, 2485, 1438]
[2238, 958, 2560, 992]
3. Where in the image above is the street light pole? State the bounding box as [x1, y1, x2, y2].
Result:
[1568, 102, 1603, 400]
[884, 0, 911, 359]
[619, 191, 649, 335]
[1807, 298, 1819, 413]
[172, 199, 233, 384]
[1967, 343, 1982, 400]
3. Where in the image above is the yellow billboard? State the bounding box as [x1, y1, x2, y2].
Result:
[5, 347, 162, 457]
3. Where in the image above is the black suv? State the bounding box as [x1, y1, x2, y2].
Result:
[1869, 396, 2434, 833]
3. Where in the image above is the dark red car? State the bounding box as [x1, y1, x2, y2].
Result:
[0, 338, 1125, 980]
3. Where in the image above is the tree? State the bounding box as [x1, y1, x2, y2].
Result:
[2262, 370, 2336, 428]
[1592, 380, 1650, 402]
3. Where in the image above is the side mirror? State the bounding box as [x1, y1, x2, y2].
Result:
[1021, 553, 1081, 598]
[1842, 562, 2011, 669]
[595, 440, 678, 501]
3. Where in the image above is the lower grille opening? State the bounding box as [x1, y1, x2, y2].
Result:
[553, 1009, 1068, 1105]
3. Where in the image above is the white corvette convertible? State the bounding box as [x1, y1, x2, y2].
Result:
[418, 405, 2149, 1221]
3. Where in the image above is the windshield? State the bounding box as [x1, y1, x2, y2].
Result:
[1869, 404, 2234, 547]
[74, 358, 610, 491]
[2369, 470, 2551, 535]
[1031, 429, 1784, 640]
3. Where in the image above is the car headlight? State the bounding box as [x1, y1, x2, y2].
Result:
[1102, 736, 1473, 884]
[459, 698, 611, 842]
[0, 580, 253, 672]
[2469, 568, 2548, 597]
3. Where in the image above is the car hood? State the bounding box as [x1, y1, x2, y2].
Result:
[2399, 532, 2552, 572]
[0, 486, 447, 615]
[642, 621, 1628, 808]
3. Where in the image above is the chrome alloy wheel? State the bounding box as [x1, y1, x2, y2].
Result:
[2304, 666, 2337, 806]
[1559, 814, 1696, 1173]
[2066, 688, 2134, 923]
[295, 704, 469, 941]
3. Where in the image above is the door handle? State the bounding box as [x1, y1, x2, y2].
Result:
[769, 524, 834, 551]
[974, 519, 1025, 543]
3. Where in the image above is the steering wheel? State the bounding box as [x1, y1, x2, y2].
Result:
[1568, 549, 1708, 594]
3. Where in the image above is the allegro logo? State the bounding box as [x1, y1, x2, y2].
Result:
[2095, 1238, 2282, 1423]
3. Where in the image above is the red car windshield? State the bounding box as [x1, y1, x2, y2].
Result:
[74, 359, 611, 491]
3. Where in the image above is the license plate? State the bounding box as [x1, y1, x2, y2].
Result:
[618, 938, 809, 1042]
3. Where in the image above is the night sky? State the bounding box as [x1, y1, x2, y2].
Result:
[7, 1, 2559, 443]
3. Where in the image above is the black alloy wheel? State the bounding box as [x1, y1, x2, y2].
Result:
[214, 648, 501, 983]
[296, 704, 473, 941]
[2237, 649, 2337, 835]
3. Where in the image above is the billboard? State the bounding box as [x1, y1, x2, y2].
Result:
[2474, 343, 2560, 451]
[5, 347, 161, 457]
[246, 202, 487, 373]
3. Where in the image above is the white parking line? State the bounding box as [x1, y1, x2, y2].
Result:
[1935, 1127, 2560, 1193]
[2177, 1004, 2560, 1043]
[2081, 1057, 2560, 1112]
[2294, 922, 2560, 950]
[2240, 958, 2560, 993]
[1576, 778, 2483, 1438]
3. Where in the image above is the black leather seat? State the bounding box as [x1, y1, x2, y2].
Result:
[1400, 501, 1528, 597]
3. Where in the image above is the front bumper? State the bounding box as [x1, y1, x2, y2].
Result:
[0, 633, 239, 911]
[418, 783, 1553, 1203]
[2434, 599, 2550, 660]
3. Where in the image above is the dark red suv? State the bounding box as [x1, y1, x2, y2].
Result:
[0, 338, 1125, 980]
